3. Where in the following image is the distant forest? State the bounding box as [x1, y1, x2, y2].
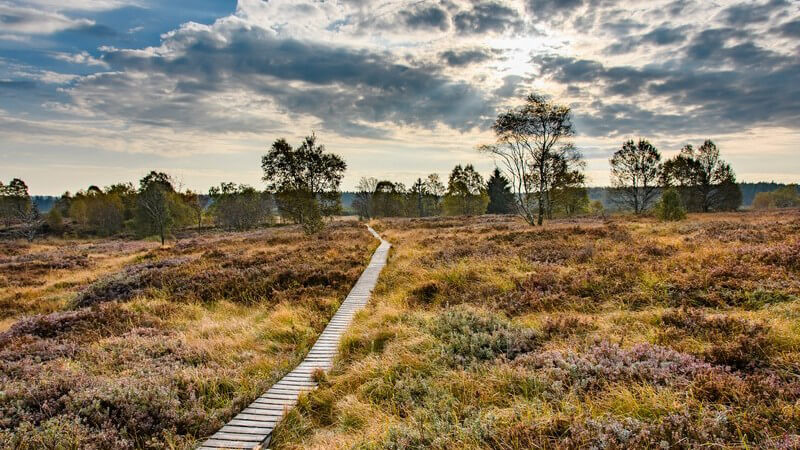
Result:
[335, 182, 793, 214]
[30, 182, 796, 215]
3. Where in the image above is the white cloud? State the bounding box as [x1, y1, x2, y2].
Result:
[0, 4, 94, 34]
[51, 51, 109, 68]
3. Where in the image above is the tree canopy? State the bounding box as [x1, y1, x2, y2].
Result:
[262, 133, 346, 233]
[610, 139, 662, 214]
[662, 140, 741, 212]
[480, 93, 584, 225]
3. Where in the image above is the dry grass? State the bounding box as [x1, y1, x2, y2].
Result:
[272, 209, 800, 449]
[0, 221, 376, 449]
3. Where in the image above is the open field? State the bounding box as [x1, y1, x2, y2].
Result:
[272, 209, 800, 449]
[0, 222, 376, 449]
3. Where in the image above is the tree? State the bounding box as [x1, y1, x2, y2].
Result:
[209, 182, 272, 230]
[552, 185, 589, 217]
[372, 181, 409, 217]
[182, 191, 209, 229]
[424, 174, 446, 216]
[661, 140, 742, 212]
[86, 190, 125, 236]
[547, 154, 587, 218]
[480, 93, 583, 226]
[105, 183, 137, 221]
[443, 164, 489, 216]
[46, 208, 65, 235]
[410, 178, 427, 217]
[610, 139, 662, 214]
[486, 168, 515, 214]
[752, 185, 800, 209]
[134, 171, 191, 245]
[18, 204, 43, 242]
[353, 177, 378, 220]
[0, 178, 33, 229]
[262, 133, 346, 233]
[655, 188, 687, 221]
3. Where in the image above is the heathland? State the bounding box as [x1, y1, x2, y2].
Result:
[271, 210, 800, 449]
[0, 222, 376, 448]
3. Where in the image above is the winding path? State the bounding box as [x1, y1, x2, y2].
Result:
[198, 226, 390, 450]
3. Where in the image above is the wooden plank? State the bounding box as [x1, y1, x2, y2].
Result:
[235, 413, 282, 422]
[202, 439, 259, 448]
[241, 408, 285, 417]
[220, 426, 272, 435]
[228, 419, 277, 427]
[212, 432, 265, 442]
[198, 226, 390, 449]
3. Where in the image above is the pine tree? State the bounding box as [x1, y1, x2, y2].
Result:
[486, 168, 514, 214]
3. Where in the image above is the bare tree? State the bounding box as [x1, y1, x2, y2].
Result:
[17, 205, 43, 242]
[353, 177, 378, 220]
[479, 93, 581, 226]
[610, 139, 662, 214]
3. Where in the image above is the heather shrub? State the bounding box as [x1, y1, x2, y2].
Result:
[541, 315, 596, 338]
[563, 411, 734, 449]
[429, 306, 541, 367]
[379, 409, 494, 450]
[0, 303, 142, 342]
[72, 257, 190, 308]
[657, 309, 775, 370]
[758, 240, 800, 270]
[518, 341, 715, 393]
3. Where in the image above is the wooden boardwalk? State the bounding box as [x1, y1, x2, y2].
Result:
[198, 226, 390, 450]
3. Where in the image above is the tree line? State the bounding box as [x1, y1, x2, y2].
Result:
[2, 92, 793, 241]
[479, 93, 746, 224]
[0, 133, 346, 242]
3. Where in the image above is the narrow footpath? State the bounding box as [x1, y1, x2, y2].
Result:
[198, 226, 391, 450]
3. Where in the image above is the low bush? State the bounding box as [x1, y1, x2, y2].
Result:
[429, 306, 541, 367]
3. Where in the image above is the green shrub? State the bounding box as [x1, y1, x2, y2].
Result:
[429, 306, 540, 367]
[655, 188, 687, 221]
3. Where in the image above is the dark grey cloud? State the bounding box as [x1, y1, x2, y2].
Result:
[65, 22, 117, 37]
[720, 0, 789, 26]
[641, 25, 688, 45]
[536, 39, 800, 136]
[602, 18, 646, 36]
[400, 5, 450, 31]
[604, 24, 689, 55]
[78, 24, 496, 137]
[665, 0, 693, 17]
[686, 28, 785, 68]
[526, 0, 584, 18]
[440, 48, 499, 67]
[453, 2, 523, 35]
[775, 19, 800, 37]
[494, 74, 524, 98]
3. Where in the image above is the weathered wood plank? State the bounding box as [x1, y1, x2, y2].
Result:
[198, 226, 390, 449]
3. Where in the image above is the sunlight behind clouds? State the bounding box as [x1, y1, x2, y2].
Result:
[0, 0, 798, 193]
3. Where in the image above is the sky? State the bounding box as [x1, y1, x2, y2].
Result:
[0, 0, 798, 195]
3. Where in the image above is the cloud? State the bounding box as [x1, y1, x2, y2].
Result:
[51, 51, 110, 68]
[62, 18, 496, 137]
[535, 48, 800, 137]
[400, 5, 450, 31]
[641, 25, 688, 45]
[0, 4, 94, 34]
[719, 0, 789, 26]
[494, 74, 524, 98]
[440, 48, 499, 66]
[526, 0, 585, 19]
[15, 0, 141, 12]
[774, 19, 800, 37]
[453, 2, 524, 35]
